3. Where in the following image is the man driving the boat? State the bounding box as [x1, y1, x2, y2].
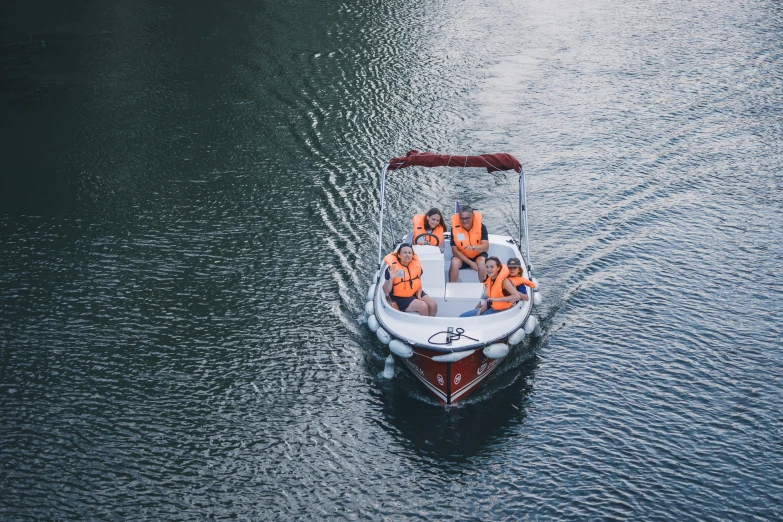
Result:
[449, 205, 489, 283]
[382, 243, 438, 316]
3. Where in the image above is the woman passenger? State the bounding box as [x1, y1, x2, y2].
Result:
[459, 256, 520, 317]
[382, 243, 438, 316]
[411, 208, 447, 250]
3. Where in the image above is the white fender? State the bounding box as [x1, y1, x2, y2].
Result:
[367, 284, 376, 300]
[389, 339, 413, 358]
[524, 315, 538, 335]
[531, 278, 540, 291]
[364, 300, 374, 316]
[367, 314, 380, 332]
[376, 327, 391, 345]
[508, 328, 526, 345]
[432, 350, 475, 363]
[532, 291, 543, 306]
[383, 355, 395, 378]
[483, 343, 509, 359]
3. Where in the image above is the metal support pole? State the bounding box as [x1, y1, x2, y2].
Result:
[386, 195, 396, 246]
[520, 167, 532, 278]
[377, 164, 389, 267]
[518, 173, 523, 249]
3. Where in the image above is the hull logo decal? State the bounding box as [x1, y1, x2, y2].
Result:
[437, 374, 444, 386]
[454, 373, 462, 385]
[477, 363, 488, 375]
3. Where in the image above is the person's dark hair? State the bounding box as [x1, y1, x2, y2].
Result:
[396, 243, 413, 254]
[425, 207, 446, 232]
[395, 242, 414, 265]
[486, 256, 502, 277]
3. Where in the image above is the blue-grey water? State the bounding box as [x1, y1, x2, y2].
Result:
[1, 0, 782, 519]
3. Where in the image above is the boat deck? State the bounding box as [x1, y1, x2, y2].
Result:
[372, 235, 533, 350]
[414, 234, 529, 318]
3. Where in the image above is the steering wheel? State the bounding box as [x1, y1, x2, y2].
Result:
[413, 232, 440, 246]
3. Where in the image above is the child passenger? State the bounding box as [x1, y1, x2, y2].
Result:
[505, 257, 535, 301]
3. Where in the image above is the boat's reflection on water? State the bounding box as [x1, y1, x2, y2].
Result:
[378, 347, 540, 462]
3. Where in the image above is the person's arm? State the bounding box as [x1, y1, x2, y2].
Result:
[382, 267, 394, 295]
[487, 279, 522, 306]
[478, 224, 490, 253]
[465, 241, 489, 255]
[464, 224, 490, 254]
[451, 244, 478, 270]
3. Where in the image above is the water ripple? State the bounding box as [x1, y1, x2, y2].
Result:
[2, 0, 783, 519]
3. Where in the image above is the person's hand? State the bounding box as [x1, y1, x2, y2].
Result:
[469, 260, 478, 271]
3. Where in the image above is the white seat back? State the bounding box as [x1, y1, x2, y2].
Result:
[413, 245, 445, 298]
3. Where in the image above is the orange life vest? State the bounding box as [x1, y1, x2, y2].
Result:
[383, 252, 422, 298]
[508, 275, 535, 290]
[485, 264, 513, 311]
[411, 214, 445, 248]
[450, 211, 483, 259]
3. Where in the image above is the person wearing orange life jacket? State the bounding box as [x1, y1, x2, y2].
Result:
[449, 205, 489, 283]
[382, 243, 438, 316]
[411, 208, 447, 250]
[506, 257, 535, 302]
[459, 257, 521, 317]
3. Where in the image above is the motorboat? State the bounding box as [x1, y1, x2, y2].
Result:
[364, 150, 542, 405]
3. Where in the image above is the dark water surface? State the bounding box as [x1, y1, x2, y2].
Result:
[2, 0, 782, 519]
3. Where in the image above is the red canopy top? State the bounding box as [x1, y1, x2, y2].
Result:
[387, 150, 522, 173]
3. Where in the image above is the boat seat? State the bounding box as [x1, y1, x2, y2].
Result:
[437, 282, 485, 317]
[445, 282, 485, 300]
[413, 244, 445, 299]
[453, 268, 481, 283]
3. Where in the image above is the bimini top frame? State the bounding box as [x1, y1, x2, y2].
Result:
[376, 150, 533, 277]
